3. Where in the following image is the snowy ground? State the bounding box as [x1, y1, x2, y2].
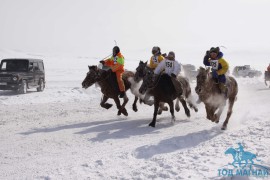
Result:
[0, 51, 270, 180]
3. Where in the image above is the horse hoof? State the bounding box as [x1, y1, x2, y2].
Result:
[105, 104, 113, 109]
[175, 107, 180, 112]
[194, 108, 198, 112]
[157, 110, 162, 115]
[132, 105, 138, 112]
[121, 108, 128, 116]
[185, 110, 191, 117]
[221, 126, 227, 130]
[117, 110, 121, 116]
[171, 116, 176, 124]
[149, 123, 155, 127]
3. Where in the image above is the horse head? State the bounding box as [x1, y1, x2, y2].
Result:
[195, 67, 210, 94]
[225, 147, 237, 156]
[139, 67, 155, 94]
[82, 65, 103, 89]
[134, 60, 148, 82]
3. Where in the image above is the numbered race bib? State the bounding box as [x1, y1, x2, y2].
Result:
[165, 61, 173, 69]
[114, 56, 118, 64]
[210, 60, 219, 70]
[153, 56, 158, 64]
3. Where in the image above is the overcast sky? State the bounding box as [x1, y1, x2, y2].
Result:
[0, 0, 270, 67]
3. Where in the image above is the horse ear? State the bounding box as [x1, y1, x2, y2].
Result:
[145, 61, 148, 65]
[89, 65, 97, 70]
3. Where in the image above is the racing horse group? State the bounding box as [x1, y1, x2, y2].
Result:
[82, 61, 238, 130]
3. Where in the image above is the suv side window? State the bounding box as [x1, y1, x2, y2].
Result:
[0, 62, 7, 70]
[38, 62, 44, 71]
[33, 62, 39, 71]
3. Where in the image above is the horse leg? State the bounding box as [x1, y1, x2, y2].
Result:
[187, 97, 198, 112]
[149, 100, 159, 127]
[113, 97, 127, 116]
[100, 95, 113, 109]
[209, 107, 216, 122]
[175, 98, 180, 112]
[205, 105, 211, 120]
[214, 104, 225, 123]
[132, 96, 138, 112]
[180, 98, 190, 117]
[168, 100, 175, 124]
[120, 94, 129, 116]
[222, 97, 236, 130]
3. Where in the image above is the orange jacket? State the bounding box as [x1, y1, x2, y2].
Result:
[104, 52, 124, 73]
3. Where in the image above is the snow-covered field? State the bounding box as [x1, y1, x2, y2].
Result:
[0, 50, 270, 180]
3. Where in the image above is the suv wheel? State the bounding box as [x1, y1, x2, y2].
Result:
[19, 80, 27, 94]
[248, 73, 254, 78]
[37, 79, 45, 92]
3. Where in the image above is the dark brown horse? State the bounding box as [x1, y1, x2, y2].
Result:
[138, 67, 185, 127]
[82, 65, 139, 116]
[134, 60, 197, 116]
[195, 67, 238, 130]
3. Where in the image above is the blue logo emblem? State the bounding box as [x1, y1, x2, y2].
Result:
[218, 143, 269, 177]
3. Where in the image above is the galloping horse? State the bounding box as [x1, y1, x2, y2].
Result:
[139, 66, 185, 127]
[82, 65, 139, 116]
[134, 60, 198, 115]
[195, 67, 238, 130]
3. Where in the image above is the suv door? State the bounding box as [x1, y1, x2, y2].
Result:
[33, 62, 41, 86]
[27, 62, 35, 87]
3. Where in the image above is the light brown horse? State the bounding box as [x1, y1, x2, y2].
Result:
[82, 65, 139, 116]
[175, 76, 198, 114]
[195, 67, 238, 130]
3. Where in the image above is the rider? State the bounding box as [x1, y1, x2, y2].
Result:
[267, 63, 270, 72]
[203, 47, 229, 97]
[100, 46, 126, 98]
[235, 143, 244, 160]
[154, 51, 182, 96]
[149, 46, 165, 69]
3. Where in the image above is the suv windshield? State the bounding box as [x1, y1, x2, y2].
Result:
[0, 60, 29, 72]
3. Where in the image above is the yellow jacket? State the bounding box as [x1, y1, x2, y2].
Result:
[206, 58, 229, 75]
[149, 55, 164, 69]
[216, 58, 229, 75]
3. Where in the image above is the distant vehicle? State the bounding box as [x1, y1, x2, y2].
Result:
[0, 58, 45, 93]
[182, 64, 198, 82]
[232, 65, 262, 78]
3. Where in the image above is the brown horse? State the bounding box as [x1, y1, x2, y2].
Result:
[134, 60, 197, 115]
[82, 65, 139, 116]
[175, 76, 198, 113]
[139, 67, 185, 127]
[195, 67, 238, 130]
